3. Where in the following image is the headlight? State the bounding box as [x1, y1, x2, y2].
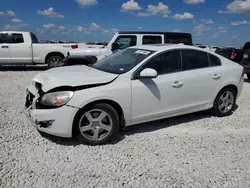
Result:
[40, 91, 74, 107]
[244, 54, 248, 59]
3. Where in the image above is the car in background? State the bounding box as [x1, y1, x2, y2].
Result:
[209, 46, 221, 52]
[63, 31, 193, 66]
[196, 45, 210, 51]
[241, 42, 250, 79]
[24, 44, 244, 145]
[0, 31, 78, 68]
[215, 43, 250, 78]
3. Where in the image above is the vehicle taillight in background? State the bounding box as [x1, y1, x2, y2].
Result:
[230, 51, 237, 60]
[71, 44, 78, 49]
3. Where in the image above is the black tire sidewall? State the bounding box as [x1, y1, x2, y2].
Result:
[75, 103, 120, 145]
[47, 56, 64, 68]
[212, 88, 236, 117]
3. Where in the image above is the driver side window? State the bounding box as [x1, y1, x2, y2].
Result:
[115, 35, 137, 50]
[142, 50, 181, 75]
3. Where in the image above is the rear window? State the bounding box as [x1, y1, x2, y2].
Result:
[209, 54, 221, 66]
[164, 33, 192, 45]
[142, 36, 162, 45]
[12, 33, 24, 43]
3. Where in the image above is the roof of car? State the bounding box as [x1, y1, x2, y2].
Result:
[118, 31, 192, 35]
[129, 43, 204, 52]
[0, 31, 31, 34]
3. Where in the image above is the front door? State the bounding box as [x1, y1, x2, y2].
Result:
[9, 33, 32, 63]
[0, 33, 10, 63]
[131, 49, 185, 123]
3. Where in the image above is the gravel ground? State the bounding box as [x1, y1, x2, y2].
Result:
[1, 66, 250, 188]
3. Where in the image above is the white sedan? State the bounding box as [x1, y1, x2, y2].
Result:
[24, 44, 244, 145]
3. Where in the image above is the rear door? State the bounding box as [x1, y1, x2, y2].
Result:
[0, 33, 11, 63]
[178, 49, 224, 111]
[9, 33, 32, 63]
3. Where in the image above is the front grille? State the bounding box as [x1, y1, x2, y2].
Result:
[25, 91, 35, 108]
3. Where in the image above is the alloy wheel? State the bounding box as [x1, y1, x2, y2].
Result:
[218, 91, 235, 113]
[79, 109, 113, 141]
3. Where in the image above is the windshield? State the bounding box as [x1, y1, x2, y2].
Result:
[92, 48, 155, 74]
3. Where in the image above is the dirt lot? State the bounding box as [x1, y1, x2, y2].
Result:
[1, 66, 250, 188]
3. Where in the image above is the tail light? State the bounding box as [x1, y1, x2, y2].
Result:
[71, 44, 78, 49]
[230, 52, 237, 60]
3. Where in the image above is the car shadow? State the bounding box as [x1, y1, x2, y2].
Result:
[0, 65, 48, 71]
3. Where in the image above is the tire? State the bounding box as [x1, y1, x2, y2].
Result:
[247, 74, 250, 80]
[212, 87, 236, 117]
[74, 103, 120, 145]
[47, 56, 64, 68]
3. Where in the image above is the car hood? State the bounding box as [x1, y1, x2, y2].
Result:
[31, 65, 118, 92]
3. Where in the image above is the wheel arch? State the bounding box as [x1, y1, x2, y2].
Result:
[213, 84, 238, 105]
[45, 52, 65, 64]
[219, 84, 238, 96]
[72, 99, 125, 137]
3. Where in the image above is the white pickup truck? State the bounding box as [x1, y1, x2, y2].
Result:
[0, 31, 78, 68]
[64, 31, 193, 66]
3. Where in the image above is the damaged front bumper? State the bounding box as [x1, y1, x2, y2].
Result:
[23, 84, 79, 138]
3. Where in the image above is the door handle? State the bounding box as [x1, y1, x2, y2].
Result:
[1, 46, 8, 48]
[172, 81, 183, 88]
[213, 74, 221, 80]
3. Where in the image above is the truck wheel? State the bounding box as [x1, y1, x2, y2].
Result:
[247, 74, 250, 80]
[47, 56, 64, 68]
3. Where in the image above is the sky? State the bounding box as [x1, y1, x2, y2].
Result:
[0, 0, 250, 46]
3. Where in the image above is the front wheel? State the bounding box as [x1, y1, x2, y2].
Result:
[212, 88, 236, 117]
[47, 56, 64, 68]
[75, 103, 120, 145]
[247, 74, 250, 80]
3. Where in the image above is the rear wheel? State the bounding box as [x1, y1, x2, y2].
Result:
[212, 88, 236, 117]
[74, 103, 120, 145]
[47, 56, 64, 68]
[247, 74, 250, 80]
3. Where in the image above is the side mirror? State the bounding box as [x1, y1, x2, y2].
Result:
[137, 68, 158, 79]
[111, 42, 119, 52]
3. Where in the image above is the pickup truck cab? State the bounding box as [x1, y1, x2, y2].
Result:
[0, 31, 78, 68]
[64, 31, 193, 66]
